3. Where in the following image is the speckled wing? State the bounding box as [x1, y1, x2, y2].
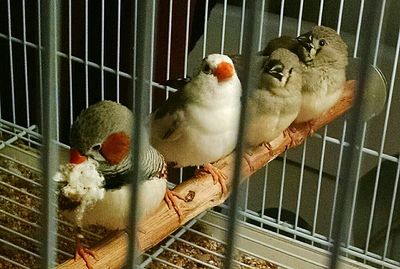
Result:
[151, 90, 188, 142]
[141, 146, 168, 180]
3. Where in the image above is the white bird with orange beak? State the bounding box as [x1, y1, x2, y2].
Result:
[150, 54, 242, 195]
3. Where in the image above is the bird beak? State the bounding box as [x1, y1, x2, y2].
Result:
[265, 59, 284, 81]
[214, 61, 234, 82]
[69, 148, 87, 164]
[297, 32, 314, 52]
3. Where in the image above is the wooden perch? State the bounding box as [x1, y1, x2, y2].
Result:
[58, 80, 356, 269]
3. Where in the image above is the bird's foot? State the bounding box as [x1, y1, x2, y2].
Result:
[202, 163, 228, 196]
[283, 126, 298, 147]
[75, 236, 98, 269]
[307, 120, 316, 136]
[262, 141, 275, 156]
[243, 150, 255, 172]
[164, 188, 186, 221]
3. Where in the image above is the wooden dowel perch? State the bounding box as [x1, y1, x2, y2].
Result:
[58, 80, 356, 269]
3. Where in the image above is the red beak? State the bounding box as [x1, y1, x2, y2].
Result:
[69, 148, 87, 164]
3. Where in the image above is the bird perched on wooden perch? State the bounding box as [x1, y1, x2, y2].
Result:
[150, 54, 242, 196]
[56, 101, 185, 269]
[294, 25, 348, 124]
[245, 48, 302, 148]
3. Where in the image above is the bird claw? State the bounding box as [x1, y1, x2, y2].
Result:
[262, 141, 275, 156]
[164, 189, 186, 221]
[75, 237, 98, 269]
[243, 151, 255, 172]
[202, 163, 228, 196]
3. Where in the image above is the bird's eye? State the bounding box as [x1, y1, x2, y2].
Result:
[92, 144, 101, 151]
[319, 39, 326, 46]
[202, 64, 212, 74]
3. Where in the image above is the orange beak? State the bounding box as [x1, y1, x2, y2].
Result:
[213, 61, 234, 82]
[69, 148, 87, 164]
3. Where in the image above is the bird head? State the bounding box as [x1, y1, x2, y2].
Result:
[69, 101, 133, 176]
[259, 48, 300, 88]
[296, 26, 348, 67]
[199, 54, 236, 82]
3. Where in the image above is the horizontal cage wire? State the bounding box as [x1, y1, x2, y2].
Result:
[0, 0, 400, 268]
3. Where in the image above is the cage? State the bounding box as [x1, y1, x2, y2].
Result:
[0, 0, 399, 269]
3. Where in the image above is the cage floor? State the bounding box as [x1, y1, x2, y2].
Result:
[0, 126, 279, 269]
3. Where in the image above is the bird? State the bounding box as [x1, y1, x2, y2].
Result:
[150, 53, 242, 196]
[294, 25, 348, 124]
[245, 48, 302, 147]
[60, 100, 184, 269]
[260, 35, 300, 57]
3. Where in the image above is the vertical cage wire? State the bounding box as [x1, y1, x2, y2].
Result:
[353, 0, 365, 58]
[166, 0, 173, 81]
[223, 2, 259, 268]
[238, 0, 246, 54]
[84, 0, 89, 108]
[278, 0, 285, 36]
[68, 0, 73, 125]
[336, 0, 345, 33]
[329, 1, 381, 267]
[116, 0, 121, 102]
[373, 0, 387, 66]
[219, 0, 227, 54]
[276, 151, 287, 235]
[100, 0, 105, 100]
[256, 0, 266, 51]
[382, 159, 400, 262]
[312, 126, 329, 246]
[317, 0, 324, 26]
[22, 0, 30, 128]
[39, 0, 60, 267]
[365, 21, 400, 256]
[201, 0, 209, 58]
[294, 140, 307, 239]
[296, 0, 304, 35]
[126, 0, 153, 266]
[7, 0, 16, 124]
[183, 0, 191, 78]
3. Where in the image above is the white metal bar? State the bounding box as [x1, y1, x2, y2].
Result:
[345, 123, 367, 248]
[100, 0, 105, 100]
[296, 0, 304, 36]
[202, 0, 209, 58]
[260, 164, 269, 228]
[22, 0, 30, 128]
[336, 0, 345, 33]
[220, 0, 227, 53]
[0, 33, 136, 80]
[311, 127, 328, 246]
[328, 121, 347, 243]
[373, 0, 387, 66]
[84, 0, 89, 107]
[139, 213, 204, 268]
[364, 24, 400, 254]
[238, 0, 246, 54]
[278, 0, 285, 37]
[68, 0, 73, 125]
[382, 159, 400, 261]
[294, 141, 307, 239]
[39, 0, 59, 266]
[317, 0, 324, 25]
[54, 0, 60, 141]
[37, 0, 43, 134]
[116, 0, 121, 102]
[7, 0, 16, 123]
[0, 255, 30, 269]
[149, 0, 156, 113]
[183, 0, 191, 77]
[166, 0, 173, 79]
[353, 0, 365, 57]
[0, 238, 41, 258]
[257, 0, 266, 51]
[277, 151, 287, 234]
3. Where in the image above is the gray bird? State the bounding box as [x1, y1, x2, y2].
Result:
[150, 54, 242, 195]
[294, 25, 348, 123]
[246, 48, 302, 147]
[62, 101, 183, 268]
